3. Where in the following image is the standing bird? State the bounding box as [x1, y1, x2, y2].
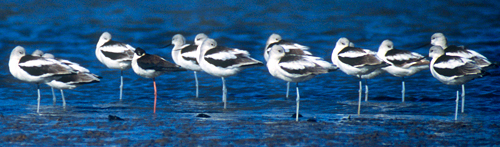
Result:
[32, 49, 58, 105]
[95, 32, 135, 100]
[264, 34, 312, 98]
[428, 46, 485, 120]
[32, 50, 100, 107]
[331, 38, 388, 115]
[337, 42, 385, 102]
[42, 52, 100, 108]
[9, 46, 76, 113]
[198, 38, 263, 109]
[377, 40, 429, 102]
[131, 48, 185, 113]
[431, 33, 492, 68]
[170, 33, 209, 98]
[430, 33, 495, 112]
[267, 45, 336, 121]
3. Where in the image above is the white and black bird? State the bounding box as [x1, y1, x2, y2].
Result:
[171, 33, 209, 98]
[32, 50, 59, 105]
[338, 42, 385, 102]
[331, 37, 388, 115]
[132, 47, 185, 113]
[41, 52, 100, 108]
[429, 45, 486, 120]
[431, 33, 492, 69]
[264, 33, 312, 61]
[9, 46, 76, 113]
[264, 34, 313, 98]
[377, 40, 430, 102]
[267, 45, 336, 121]
[95, 32, 135, 100]
[431, 33, 497, 113]
[198, 38, 264, 109]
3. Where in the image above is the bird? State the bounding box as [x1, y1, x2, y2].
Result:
[331, 37, 388, 115]
[339, 41, 385, 102]
[38, 51, 100, 108]
[428, 45, 486, 120]
[95, 32, 135, 101]
[131, 47, 186, 113]
[430, 33, 496, 112]
[266, 44, 336, 121]
[9, 46, 76, 113]
[197, 38, 263, 109]
[377, 39, 430, 102]
[170, 33, 209, 98]
[32, 49, 59, 105]
[264, 33, 313, 98]
[431, 32, 492, 69]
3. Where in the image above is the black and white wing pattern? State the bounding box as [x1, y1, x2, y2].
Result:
[385, 49, 428, 68]
[205, 46, 263, 68]
[18, 55, 75, 77]
[338, 47, 386, 68]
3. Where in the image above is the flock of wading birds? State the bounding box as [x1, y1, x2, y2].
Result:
[8, 32, 497, 121]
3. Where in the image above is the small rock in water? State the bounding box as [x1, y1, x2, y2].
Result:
[291, 113, 303, 118]
[196, 113, 211, 118]
[108, 115, 124, 121]
[307, 118, 317, 122]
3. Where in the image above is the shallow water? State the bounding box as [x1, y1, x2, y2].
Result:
[1, 0, 500, 146]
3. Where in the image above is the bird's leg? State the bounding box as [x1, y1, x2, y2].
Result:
[194, 71, 199, 98]
[37, 84, 41, 114]
[402, 77, 405, 102]
[365, 79, 369, 102]
[51, 87, 56, 105]
[60, 89, 66, 108]
[461, 84, 465, 113]
[296, 83, 300, 122]
[120, 70, 124, 100]
[153, 78, 157, 113]
[358, 79, 362, 115]
[222, 77, 227, 109]
[455, 90, 459, 121]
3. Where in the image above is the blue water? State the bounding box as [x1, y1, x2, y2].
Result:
[1, 0, 500, 146]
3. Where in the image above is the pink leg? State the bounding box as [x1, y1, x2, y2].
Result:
[154, 78, 157, 113]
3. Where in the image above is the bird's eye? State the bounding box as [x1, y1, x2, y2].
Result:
[388, 45, 392, 48]
[211, 43, 214, 46]
[341, 43, 346, 45]
[432, 37, 435, 40]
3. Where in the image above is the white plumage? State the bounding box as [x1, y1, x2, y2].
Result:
[198, 38, 263, 109]
[171, 34, 208, 98]
[95, 32, 135, 100]
[264, 33, 311, 62]
[430, 32, 491, 68]
[377, 40, 429, 102]
[264, 33, 314, 98]
[266, 44, 335, 121]
[331, 37, 388, 115]
[31, 50, 100, 107]
[429, 45, 485, 120]
[9, 46, 76, 113]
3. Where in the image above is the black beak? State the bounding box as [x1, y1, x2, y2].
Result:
[161, 44, 172, 48]
[411, 43, 431, 49]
